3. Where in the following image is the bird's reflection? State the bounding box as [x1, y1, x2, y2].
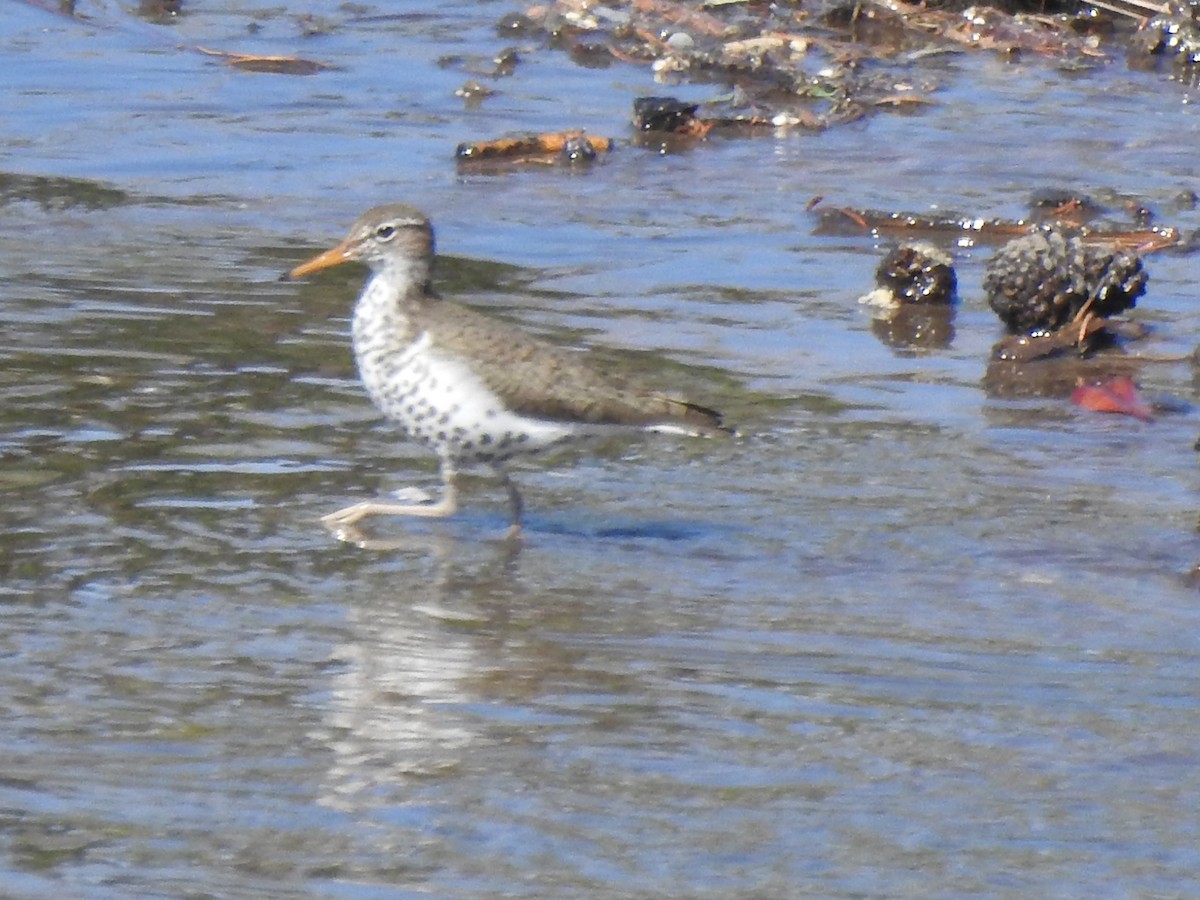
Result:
[313, 532, 524, 812]
[324, 508, 712, 549]
[311, 506, 726, 812]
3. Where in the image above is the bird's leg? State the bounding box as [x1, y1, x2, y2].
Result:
[493, 463, 524, 539]
[322, 461, 459, 530]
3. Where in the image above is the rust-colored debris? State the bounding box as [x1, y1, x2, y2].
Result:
[813, 201, 1185, 254]
[1071, 375, 1156, 421]
[196, 47, 334, 75]
[455, 131, 614, 164]
[816, 205, 1039, 242]
[1081, 228, 1182, 255]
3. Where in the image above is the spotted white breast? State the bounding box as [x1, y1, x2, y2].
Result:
[355, 329, 581, 465]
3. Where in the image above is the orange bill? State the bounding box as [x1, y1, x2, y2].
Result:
[289, 240, 355, 279]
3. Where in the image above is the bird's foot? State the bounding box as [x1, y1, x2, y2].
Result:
[322, 501, 373, 530]
[321, 491, 458, 543]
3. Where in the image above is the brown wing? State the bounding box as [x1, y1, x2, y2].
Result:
[422, 299, 726, 435]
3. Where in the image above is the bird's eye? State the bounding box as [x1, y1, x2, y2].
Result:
[375, 224, 397, 240]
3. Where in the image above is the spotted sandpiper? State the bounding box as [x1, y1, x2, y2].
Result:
[287, 203, 728, 538]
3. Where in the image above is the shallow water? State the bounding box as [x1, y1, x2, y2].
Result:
[2, 0, 1200, 896]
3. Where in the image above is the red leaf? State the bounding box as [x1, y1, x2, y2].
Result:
[1071, 376, 1154, 422]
